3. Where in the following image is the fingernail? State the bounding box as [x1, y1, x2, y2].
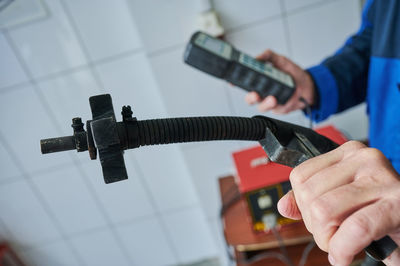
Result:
[328, 254, 335, 265]
[277, 197, 286, 216]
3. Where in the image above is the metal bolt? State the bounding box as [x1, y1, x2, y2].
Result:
[72, 117, 84, 133]
[121, 106, 133, 121]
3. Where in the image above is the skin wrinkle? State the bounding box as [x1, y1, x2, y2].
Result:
[276, 141, 400, 265]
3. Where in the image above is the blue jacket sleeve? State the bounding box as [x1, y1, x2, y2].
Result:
[306, 0, 375, 122]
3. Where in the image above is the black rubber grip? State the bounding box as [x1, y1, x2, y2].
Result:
[365, 236, 398, 261]
[136, 116, 275, 146]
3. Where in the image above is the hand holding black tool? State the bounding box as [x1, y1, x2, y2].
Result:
[40, 94, 397, 262]
[183, 32, 315, 126]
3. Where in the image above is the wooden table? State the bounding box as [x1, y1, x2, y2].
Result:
[219, 175, 365, 266]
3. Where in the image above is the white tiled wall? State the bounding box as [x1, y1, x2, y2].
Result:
[163, 207, 218, 263]
[213, 0, 282, 30]
[8, 0, 88, 79]
[0, 0, 364, 265]
[0, 181, 61, 247]
[284, 0, 331, 13]
[70, 230, 131, 266]
[31, 167, 107, 235]
[0, 141, 22, 183]
[36, 69, 103, 135]
[116, 217, 177, 266]
[288, 0, 360, 67]
[62, 0, 142, 61]
[0, 85, 75, 174]
[18, 241, 81, 266]
[81, 158, 156, 224]
[0, 34, 29, 88]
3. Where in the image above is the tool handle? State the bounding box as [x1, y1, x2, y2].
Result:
[40, 136, 76, 154]
[365, 236, 397, 261]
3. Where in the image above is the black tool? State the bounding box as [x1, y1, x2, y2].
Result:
[40, 94, 396, 261]
[184, 31, 295, 104]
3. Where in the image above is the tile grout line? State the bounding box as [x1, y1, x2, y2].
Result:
[58, 0, 103, 93]
[72, 160, 138, 265]
[284, 0, 337, 17]
[281, 0, 294, 58]
[0, 81, 31, 94]
[0, 44, 144, 95]
[58, 0, 143, 94]
[147, 42, 185, 58]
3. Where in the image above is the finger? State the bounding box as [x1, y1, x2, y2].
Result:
[256, 50, 289, 70]
[277, 190, 302, 220]
[271, 94, 303, 114]
[297, 154, 366, 205]
[256, 49, 275, 62]
[292, 143, 369, 237]
[245, 91, 261, 105]
[308, 177, 380, 226]
[257, 96, 277, 111]
[308, 182, 380, 251]
[293, 161, 358, 233]
[329, 198, 400, 266]
[290, 141, 366, 186]
[290, 150, 342, 186]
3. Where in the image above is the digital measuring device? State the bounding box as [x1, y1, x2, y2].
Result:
[184, 31, 295, 104]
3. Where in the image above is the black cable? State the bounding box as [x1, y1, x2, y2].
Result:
[271, 227, 295, 266]
[298, 240, 316, 266]
[239, 250, 294, 265]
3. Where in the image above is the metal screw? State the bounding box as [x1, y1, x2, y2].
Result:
[72, 117, 84, 133]
[121, 106, 133, 122]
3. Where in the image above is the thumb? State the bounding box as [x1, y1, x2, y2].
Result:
[256, 49, 274, 62]
[384, 248, 400, 266]
[277, 190, 302, 220]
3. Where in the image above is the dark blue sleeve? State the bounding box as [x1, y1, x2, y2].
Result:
[306, 0, 375, 122]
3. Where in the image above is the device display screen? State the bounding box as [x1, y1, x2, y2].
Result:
[194, 33, 232, 60]
[239, 53, 294, 87]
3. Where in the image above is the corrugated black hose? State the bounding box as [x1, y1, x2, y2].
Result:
[133, 116, 276, 147]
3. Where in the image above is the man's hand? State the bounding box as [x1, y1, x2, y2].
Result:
[277, 141, 400, 265]
[245, 49, 316, 113]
